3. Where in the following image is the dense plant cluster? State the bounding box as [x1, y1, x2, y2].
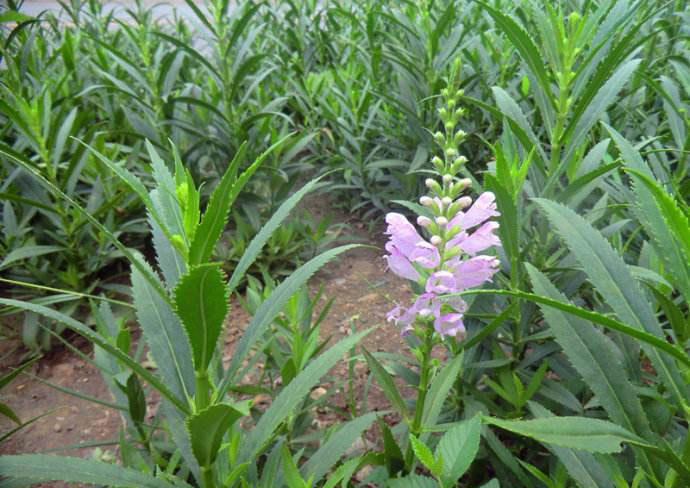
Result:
[1, 0, 689, 487]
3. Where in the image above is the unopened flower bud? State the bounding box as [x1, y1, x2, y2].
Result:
[420, 196, 434, 206]
[445, 147, 458, 159]
[445, 121, 454, 132]
[439, 107, 448, 120]
[435, 216, 448, 226]
[442, 173, 452, 184]
[459, 177, 472, 188]
[426, 178, 442, 195]
[434, 131, 444, 144]
[447, 99, 456, 109]
[457, 196, 473, 208]
[417, 216, 432, 227]
[431, 156, 444, 171]
[441, 196, 453, 207]
[441, 88, 450, 98]
[430, 235, 443, 246]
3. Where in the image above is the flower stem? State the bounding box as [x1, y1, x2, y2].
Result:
[405, 329, 434, 469]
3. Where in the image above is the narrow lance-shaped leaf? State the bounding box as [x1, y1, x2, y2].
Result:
[527, 265, 659, 477]
[241, 327, 373, 462]
[0, 454, 189, 488]
[605, 123, 690, 305]
[174, 264, 229, 371]
[132, 257, 195, 403]
[0, 298, 189, 414]
[363, 348, 409, 421]
[228, 174, 329, 294]
[189, 135, 293, 266]
[453, 289, 690, 369]
[484, 416, 645, 454]
[528, 402, 617, 488]
[534, 198, 689, 410]
[300, 412, 379, 484]
[221, 244, 362, 391]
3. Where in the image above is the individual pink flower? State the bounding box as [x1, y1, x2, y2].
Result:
[384, 242, 420, 281]
[426, 271, 457, 294]
[410, 242, 441, 268]
[432, 298, 468, 338]
[453, 221, 501, 256]
[385, 213, 424, 256]
[449, 192, 499, 230]
[452, 256, 500, 289]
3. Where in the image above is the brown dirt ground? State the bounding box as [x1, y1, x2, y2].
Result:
[0, 203, 416, 486]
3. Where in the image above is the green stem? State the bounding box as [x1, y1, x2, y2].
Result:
[405, 330, 434, 469]
[201, 465, 214, 488]
[195, 370, 212, 412]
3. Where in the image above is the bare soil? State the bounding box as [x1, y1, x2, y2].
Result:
[0, 204, 414, 486]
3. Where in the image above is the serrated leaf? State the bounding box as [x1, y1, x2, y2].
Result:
[174, 264, 228, 371]
[528, 402, 614, 488]
[605, 123, 690, 305]
[132, 258, 195, 402]
[484, 416, 643, 453]
[189, 135, 292, 266]
[0, 455, 187, 487]
[301, 412, 378, 484]
[0, 245, 65, 269]
[388, 474, 438, 488]
[227, 175, 328, 294]
[0, 298, 189, 414]
[436, 416, 481, 485]
[526, 265, 653, 438]
[363, 348, 408, 421]
[187, 402, 247, 467]
[409, 435, 435, 473]
[534, 198, 689, 410]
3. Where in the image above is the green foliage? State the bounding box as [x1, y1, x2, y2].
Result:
[2, 0, 690, 486]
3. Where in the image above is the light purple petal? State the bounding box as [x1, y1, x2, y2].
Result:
[433, 312, 466, 339]
[449, 192, 500, 230]
[386, 306, 403, 323]
[425, 271, 457, 294]
[385, 213, 424, 257]
[385, 242, 420, 281]
[410, 242, 441, 269]
[454, 256, 500, 289]
[458, 221, 501, 256]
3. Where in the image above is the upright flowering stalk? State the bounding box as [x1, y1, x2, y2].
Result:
[384, 94, 500, 342]
[382, 67, 502, 470]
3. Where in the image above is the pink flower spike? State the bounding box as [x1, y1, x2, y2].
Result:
[410, 242, 441, 269]
[385, 242, 420, 281]
[385, 213, 424, 256]
[454, 256, 500, 289]
[458, 221, 501, 256]
[426, 271, 457, 294]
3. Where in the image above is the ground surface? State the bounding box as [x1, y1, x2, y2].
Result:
[0, 201, 414, 486]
